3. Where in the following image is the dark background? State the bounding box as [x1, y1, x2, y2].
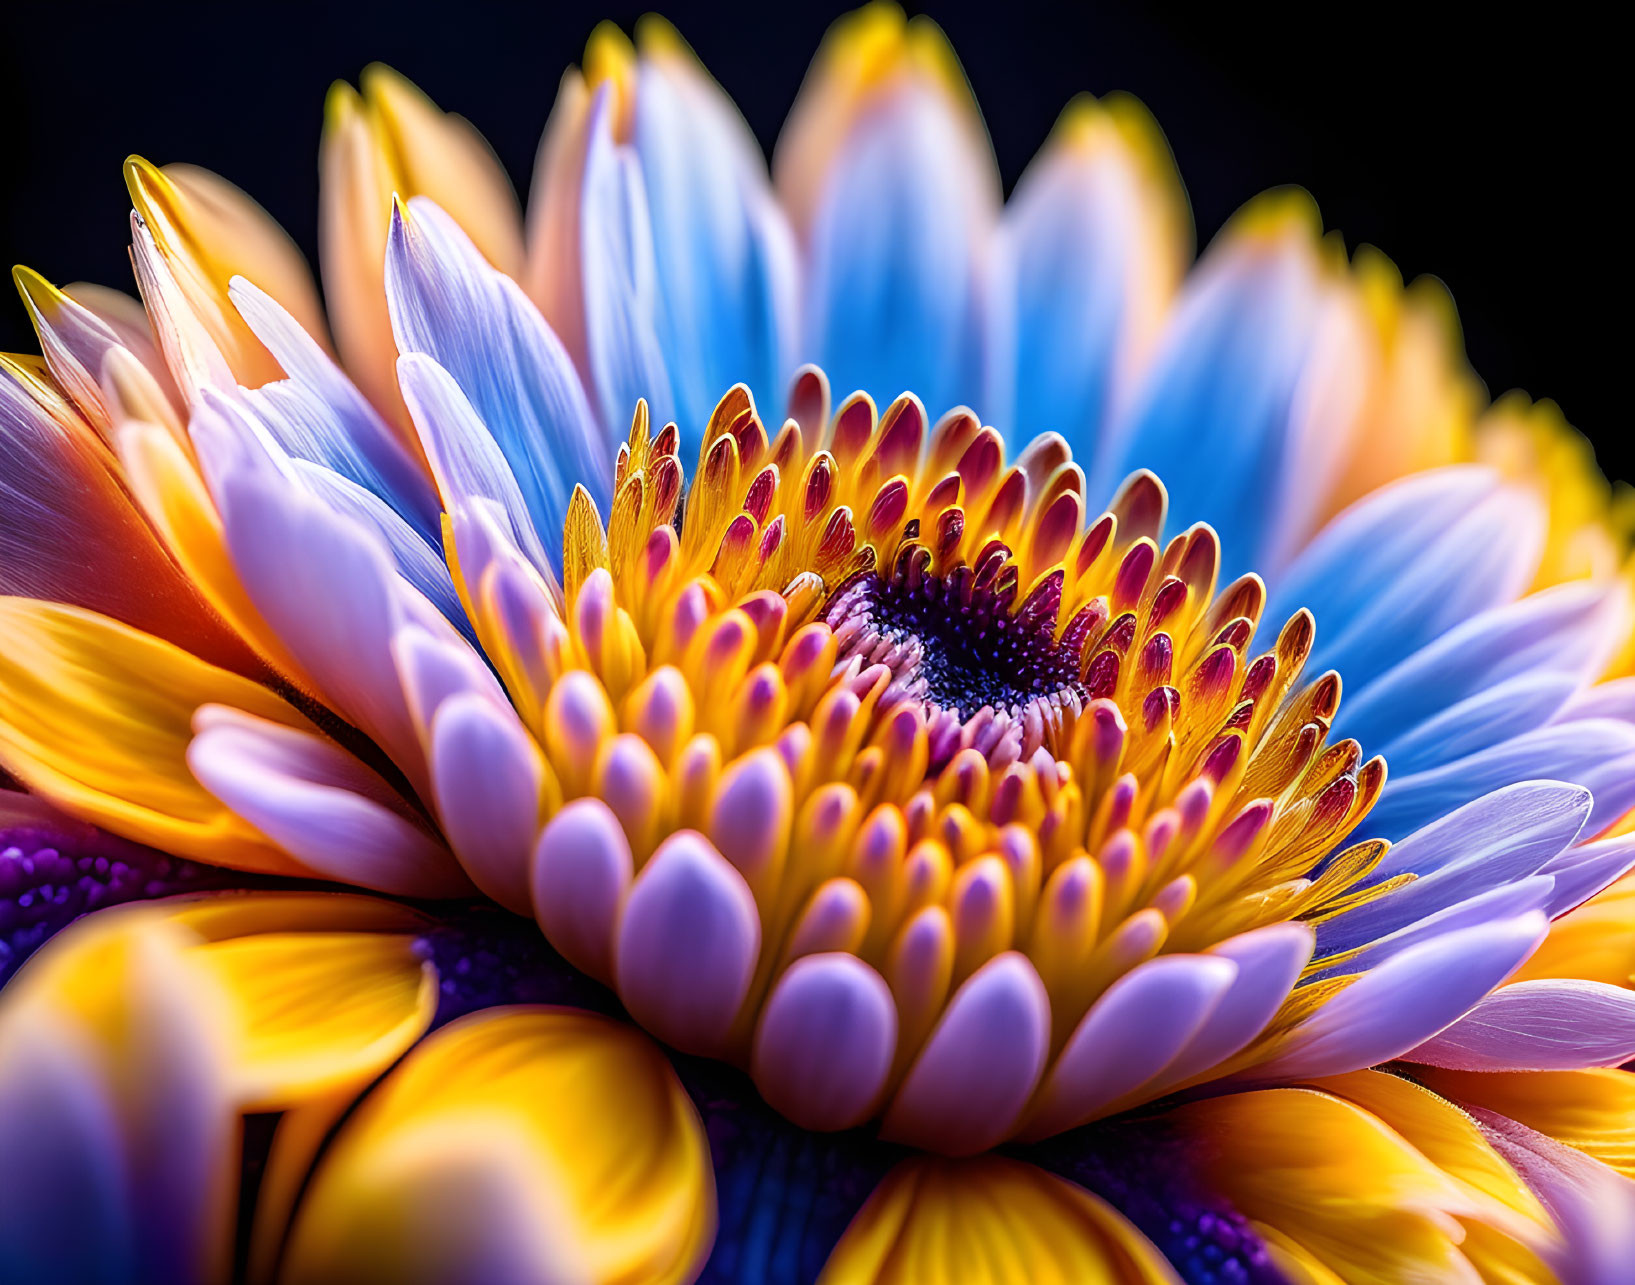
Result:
[2, 2, 1622, 477]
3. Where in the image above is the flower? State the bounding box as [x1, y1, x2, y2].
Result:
[4, 5, 1635, 1283]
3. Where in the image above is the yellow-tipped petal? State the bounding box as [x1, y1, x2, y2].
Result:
[0, 906, 239, 1284]
[1323, 248, 1482, 517]
[280, 1007, 714, 1285]
[0, 597, 313, 872]
[320, 64, 522, 431]
[1477, 391, 1635, 595]
[1416, 1066, 1635, 1180]
[818, 1154, 1179, 1284]
[775, 2, 995, 232]
[125, 156, 328, 388]
[0, 354, 256, 673]
[1168, 1084, 1549, 1283]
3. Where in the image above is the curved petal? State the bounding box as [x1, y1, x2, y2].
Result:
[280, 1007, 714, 1285]
[817, 1154, 1179, 1284]
[1410, 980, 1635, 1072]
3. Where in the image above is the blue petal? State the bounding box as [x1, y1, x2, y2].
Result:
[1266, 467, 1543, 691]
[1090, 219, 1340, 578]
[1318, 780, 1589, 957]
[1372, 672, 1577, 777]
[1334, 581, 1629, 753]
[993, 121, 1171, 461]
[229, 276, 440, 537]
[633, 58, 798, 458]
[799, 86, 992, 421]
[386, 197, 609, 568]
[579, 85, 677, 444]
[1363, 720, 1635, 843]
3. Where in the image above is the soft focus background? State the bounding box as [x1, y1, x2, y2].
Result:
[1, 0, 1621, 475]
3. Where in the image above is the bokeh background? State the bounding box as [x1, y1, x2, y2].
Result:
[1, 1, 1621, 476]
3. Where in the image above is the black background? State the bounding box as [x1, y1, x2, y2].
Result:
[2, 2, 1622, 478]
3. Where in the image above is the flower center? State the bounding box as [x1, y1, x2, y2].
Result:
[824, 548, 1087, 767]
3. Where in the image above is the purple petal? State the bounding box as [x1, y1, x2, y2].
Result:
[883, 951, 1050, 1155]
[752, 952, 897, 1132]
[1256, 912, 1547, 1080]
[1410, 980, 1635, 1071]
[615, 830, 760, 1056]
[530, 799, 632, 985]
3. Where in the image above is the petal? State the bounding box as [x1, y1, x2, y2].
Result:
[1168, 1085, 1533, 1284]
[1092, 192, 1369, 578]
[882, 951, 1050, 1155]
[0, 355, 253, 673]
[320, 66, 523, 426]
[817, 1154, 1179, 1284]
[0, 598, 313, 873]
[428, 691, 547, 912]
[1410, 980, 1635, 1071]
[0, 910, 238, 1285]
[1363, 720, 1635, 843]
[1335, 580, 1630, 753]
[125, 156, 328, 389]
[1256, 912, 1548, 1080]
[629, 22, 799, 451]
[280, 1007, 714, 1285]
[777, 6, 999, 419]
[228, 276, 439, 532]
[993, 93, 1188, 459]
[752, 952, 898, 1132]
[386, 197, 610, 568]
[1319, 781, 1590, 956]
[615, 829, 762, 1056]
[530, 798, 634, 985]
[1023, 953, 1236, 1139]
[1265, 466, 1544, 693]
[185, 704, 467, 898]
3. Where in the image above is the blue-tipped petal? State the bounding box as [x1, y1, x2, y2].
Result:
[1318, 781, 1590, 957]
[1266, 466, 1544, 692]
[385, 197, 609, 568]
[1363, 719, 1635, 843]
[1334, 580, 1630, 752]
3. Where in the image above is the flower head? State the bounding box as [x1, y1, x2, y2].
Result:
[4, 6, 1635, 1284]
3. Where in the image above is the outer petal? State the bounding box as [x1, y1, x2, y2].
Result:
[0, 355, 254, 674]
[1168, 1082, 1557, 1283]
[992, 93, 1189, 460]
[1092, 191, 1371, 579]
[776, 4, 999, 419]
[280, 1007, 715, 1285]
[1409, 980, 1635, 1071]
[386, 197, 610, 568]
[320, 65, 523, 428]
[124, 157, 328, 389]
[817, 1154, 1180, 1284]
[0, 598, 313, 873]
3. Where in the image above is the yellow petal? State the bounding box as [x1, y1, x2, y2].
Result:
[280, 1007, 714, 1285]
[1416, 1067, 1635, 1180]
[0, 597, 311, 872]
[1321, 247, 1482, 518]
[1512, 870, 1635, 986]
[320, 66, 522, 431]
[192, 930, 435, 1111]
[125, 156, 328, 389]
[818, 1154, 1179, 1284]
[1167, 1086, 1502, 1284]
